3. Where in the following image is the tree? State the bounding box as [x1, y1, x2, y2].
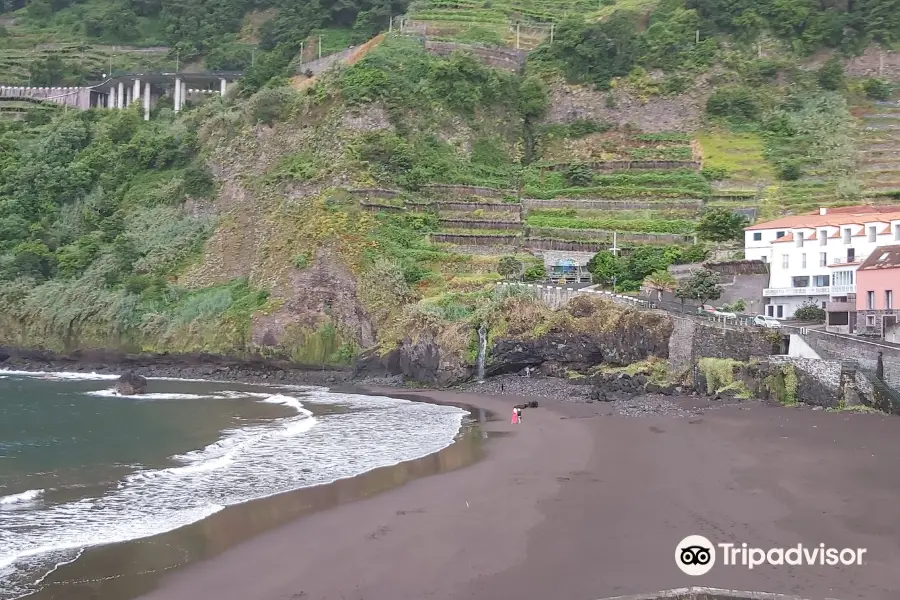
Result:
[793, 299, 825, 322]
[497, 256, 523, 280]
[817, 56, 845, 91]
[587, 250, 625, 288]
[643, 269, 676, 301]
[674, 280, 693, 313]
[682, 268, 724, 307]
[697, 207, 749, 242]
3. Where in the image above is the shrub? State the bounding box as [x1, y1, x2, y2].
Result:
[498, 256, 524, 280]
[522, 264, 546, 282]
[793, 300, 825, 322]
[776, 160, 803, 181]
[700, 166, 728, 181]
[706, 86, 761, 122]
[183, 163, 214, 197]
[697, 207, 748, 242]
[863, 78, 892, 101]
[248, 87, 297, 126]
[564, 163, 594, 187]
[817, 57, 845, 91]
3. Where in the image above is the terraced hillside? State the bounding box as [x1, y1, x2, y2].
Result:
[857, 97, 900, 199]
[0, 41, 174, 85]
[403, 0, 587, 48]
[350, 127, 712, 258]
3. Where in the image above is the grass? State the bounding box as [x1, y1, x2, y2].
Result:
[526, 212, 695, 234]
[696, 129, 772, 184]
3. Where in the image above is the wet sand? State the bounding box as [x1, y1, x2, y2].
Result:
[133, 390, 900, 600]
[39, 389, 900, 600]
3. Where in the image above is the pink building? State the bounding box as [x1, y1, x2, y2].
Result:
[856, 244, 900, 340]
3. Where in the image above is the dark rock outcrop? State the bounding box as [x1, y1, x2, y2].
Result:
[116, 371, 148, 395]
[487, 327, 671, 378]
[352, 334, 472, 387]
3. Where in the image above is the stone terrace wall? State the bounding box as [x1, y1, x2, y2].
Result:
[522, 198, 703, 212]
[799, 330, 900, 390]
[424, 40, 527, 73]
[544, 160, 701, 172]
[668, 317, 778, 372]
[769, 356, 843, 408]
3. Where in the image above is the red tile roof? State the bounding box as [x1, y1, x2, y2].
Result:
[746, 207, 900, 231]
[859, 245, 900, 271]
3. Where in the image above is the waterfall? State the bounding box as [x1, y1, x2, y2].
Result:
[476, 324, 488, 382]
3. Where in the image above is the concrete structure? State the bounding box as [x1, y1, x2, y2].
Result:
[854, 244, 900, 339]
[542, 250, 593, 284]
[0, 71, 240, 118]
[667, 260, 769, 314]
[744, 205, 900, 319]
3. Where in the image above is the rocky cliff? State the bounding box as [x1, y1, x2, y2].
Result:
[355, 295, 674, 386]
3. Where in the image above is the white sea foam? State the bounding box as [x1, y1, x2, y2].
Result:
[0, 388, 465, 600]
[0, 370, 120, 381]
[83, 390, 212, 400]
[0, 489, 43, 506]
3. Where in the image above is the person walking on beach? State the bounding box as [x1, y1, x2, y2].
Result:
[511, 407, 519, 424]
[516, 406, 523, 424]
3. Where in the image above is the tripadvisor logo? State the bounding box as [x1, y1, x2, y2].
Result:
[675, 535, 867, 575]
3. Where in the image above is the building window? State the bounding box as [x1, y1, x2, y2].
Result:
[847, 248, 855, 262]
[776, 230, 786, 239]
[796, 232, 804, 248]
[782, 254, 789, 269]
[760, 255, 767, 263]
[801, 253, 806, 268]
[819, 229, 827, 245]
[766, 305, 774, 317]
[814, 275, 830, 287]
[776, 305, 784, 319]
[819, 252, 827, 267]
[868, 291, 875, 310]
[833, 270, 854, 286]
[753, 232, 762, 241]
[843, 228, 851, 244]
[792, 276, 810, 288]
[868, 226, 877, 242]
[887, 290, 893, 310]
[867, 314, 876, 327]
[895, 224, 900, 241]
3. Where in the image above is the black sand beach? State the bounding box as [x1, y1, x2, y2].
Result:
[22, 385, 900, 600]
[123, 389, 900, 600]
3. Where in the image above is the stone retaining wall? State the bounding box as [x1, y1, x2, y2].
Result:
[522, 198, 703, 212]
[799, 329, 900, 390]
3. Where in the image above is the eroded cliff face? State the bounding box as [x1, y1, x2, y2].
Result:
[355, 295, 675, 386]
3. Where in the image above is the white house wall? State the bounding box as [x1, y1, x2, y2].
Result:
[746, 215, 900, 319]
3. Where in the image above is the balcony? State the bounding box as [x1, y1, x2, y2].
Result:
[763, 286, 830, 297]
[830, 284, 856, 295]
[830, 257, 864, 266]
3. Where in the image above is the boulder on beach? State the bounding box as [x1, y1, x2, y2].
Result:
[116, 371, 147, 395]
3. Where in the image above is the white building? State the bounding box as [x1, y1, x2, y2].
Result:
[744, 206, 900, 319]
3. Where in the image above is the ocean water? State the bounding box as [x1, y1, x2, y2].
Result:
[0, 370, 467, 600]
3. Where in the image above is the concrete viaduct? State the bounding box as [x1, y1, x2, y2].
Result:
[0, 71, 242, 120]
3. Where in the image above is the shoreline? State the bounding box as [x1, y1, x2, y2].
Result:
[9, 381, 501, 600]
[6, 369, 900, 599]
[114, 390, 900, 600]
[0, 346, 355, 388]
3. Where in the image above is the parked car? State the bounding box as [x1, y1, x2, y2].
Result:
[712, 309, 738, 319]
[753, 315, 782, 329]
[697, 305, 716, 315]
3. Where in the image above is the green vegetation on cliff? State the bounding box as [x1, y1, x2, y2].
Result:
[4, 0, 900, 369]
